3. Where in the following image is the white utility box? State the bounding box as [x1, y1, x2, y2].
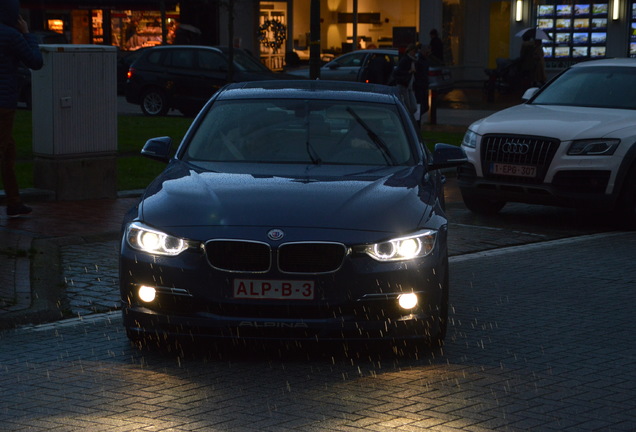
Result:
[31, 45, 117, 200]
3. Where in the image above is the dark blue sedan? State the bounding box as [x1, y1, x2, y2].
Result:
[119, 80, 466, 350]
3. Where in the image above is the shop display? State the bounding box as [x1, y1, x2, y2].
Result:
[630, 2, 636, 57]
[535, 2, 608, 60]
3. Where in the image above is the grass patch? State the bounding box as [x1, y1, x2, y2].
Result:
[117, 156, 166, 191]
[421, 130, 463, 148]
[8, 109, 464, 191]
[117, 115, 192, 153]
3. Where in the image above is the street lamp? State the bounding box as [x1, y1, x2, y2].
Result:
[515, 0, 524, 22]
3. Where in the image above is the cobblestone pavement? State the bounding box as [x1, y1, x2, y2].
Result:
[55, 224, 557, 320]
[1, 232, 634, 432]
[61, 241, 120, 316]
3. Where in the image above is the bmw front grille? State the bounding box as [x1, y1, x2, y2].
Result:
[205, 240, 347, 274]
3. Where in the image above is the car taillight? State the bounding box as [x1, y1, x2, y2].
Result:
[428, 69, 441, 77]
[127, 67, 135, 80]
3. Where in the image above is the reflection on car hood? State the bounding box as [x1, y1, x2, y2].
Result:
[139, 163, 432, 233]
[471, 104, 636, 139]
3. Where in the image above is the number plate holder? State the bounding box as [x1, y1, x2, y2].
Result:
[490, 163, 537, 178]
[233, 279, 315, 300]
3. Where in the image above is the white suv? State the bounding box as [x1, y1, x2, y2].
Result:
[458, 58, 636, 229]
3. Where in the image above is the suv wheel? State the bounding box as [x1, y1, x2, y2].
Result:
[461, 191, 506, 215]
[141, 88, 169, 116]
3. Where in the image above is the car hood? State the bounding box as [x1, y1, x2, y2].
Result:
[470, 104, 636, 140]
[138, 162, 434, 233]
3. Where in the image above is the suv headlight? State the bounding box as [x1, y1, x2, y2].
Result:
[362, 230, 437, 262]
[125, 222, 192, 256]
[461, 129, 478, 149]
[567, 139, 620, 156]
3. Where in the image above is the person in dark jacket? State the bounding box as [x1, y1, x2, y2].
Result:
[360, 52, 394, 85]
[0, 0, 42, 217]
[413, 42, 430, 117]
[429, 29, 444, 65]
[393, 43, 418, 116]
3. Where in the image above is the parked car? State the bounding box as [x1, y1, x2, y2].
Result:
[119, 80, 467, 350]
[286, 48, 454, 91]
[458, 58, 636, 229]
[125, 45, 300, 116]
[117, 47, 148, 95]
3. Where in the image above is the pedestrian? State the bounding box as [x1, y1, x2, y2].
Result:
[519, 33, 547, 89]
[393, 43, 418, 116]
[532, 38, 547, 86]
[413, 42, 430, 120]
[360, 52, 394, 85]
[429, 29, 444, 65]
[1, 0, 43, 217]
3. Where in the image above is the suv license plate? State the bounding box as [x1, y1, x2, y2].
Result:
[234, 279, 315, 300]
[491, 163, 537, 178]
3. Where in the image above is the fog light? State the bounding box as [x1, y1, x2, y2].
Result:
[398, 293, 418, 310]
[138, 285, 156, 303]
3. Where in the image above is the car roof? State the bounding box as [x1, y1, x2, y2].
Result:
[337, 48, 398, 56]
[141, 45, 224, 53]
[216, 80, 400, 103]
[571, 58, 636, 68]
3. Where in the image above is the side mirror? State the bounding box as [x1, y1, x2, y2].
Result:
[141, 136, 172, 163]
[427, 143, 467, 171]
[522, 87, 539, 101]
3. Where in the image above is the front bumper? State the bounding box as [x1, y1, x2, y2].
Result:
[457, 162, 616, 209]
[120, 242, 448, 343]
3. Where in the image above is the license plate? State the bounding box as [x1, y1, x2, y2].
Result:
[233, 279, 315, 300]
[491, 163, 537, 178]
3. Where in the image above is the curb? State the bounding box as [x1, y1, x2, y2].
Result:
[0, 237, 66, 330]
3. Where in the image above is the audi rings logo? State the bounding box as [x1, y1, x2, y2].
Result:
[502, 142, 530, 154]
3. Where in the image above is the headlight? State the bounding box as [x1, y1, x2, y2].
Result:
[461, 129, 478, 149]
[125, 221, 191, 256]
[567, 139, 619, 156]
[363, 230, 437, 262]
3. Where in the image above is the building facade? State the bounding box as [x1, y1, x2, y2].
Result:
[18, 0, 636, 81]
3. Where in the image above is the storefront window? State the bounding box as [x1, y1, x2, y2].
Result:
[111, 10, 178, 51]
[259, 2, 288, 71]
[92, 10, 104, 44]
[536, 1, 608, 65]
[630, 2, 636, 56]
[48, 19, 64, 33]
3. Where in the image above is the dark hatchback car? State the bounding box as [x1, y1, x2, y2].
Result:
[125, 45, 298, 116]
[120, 80, 466, 350]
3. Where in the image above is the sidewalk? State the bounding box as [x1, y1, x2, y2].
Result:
[0, 83, 524, 329]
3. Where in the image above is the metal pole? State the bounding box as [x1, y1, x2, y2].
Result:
[309, 0, 321, 80]
[160, 0, 167, 45]
[352, 0, 358, 51]
[227, 0, 235, 82]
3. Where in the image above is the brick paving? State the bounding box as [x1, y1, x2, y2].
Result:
[1, 91, 634, 431]
[0, 232, 634, 431]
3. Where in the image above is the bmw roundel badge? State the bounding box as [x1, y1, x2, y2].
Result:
[267, 229, 285, 241]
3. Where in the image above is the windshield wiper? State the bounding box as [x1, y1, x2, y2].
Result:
[306, 140, 322, 165]
[346, 107, 396, 165]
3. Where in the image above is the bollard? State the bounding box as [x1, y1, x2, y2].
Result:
[428, 89, 437, 125]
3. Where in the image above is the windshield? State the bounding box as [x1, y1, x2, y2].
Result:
[531, 66, 636, 110]
[183, 99, 414, 166]
[233, 50, 272, 73]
